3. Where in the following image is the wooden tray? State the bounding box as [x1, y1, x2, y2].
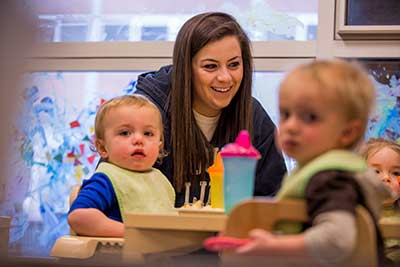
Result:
[123, 211, 227, 262]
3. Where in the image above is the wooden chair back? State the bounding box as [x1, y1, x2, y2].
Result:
[221, 198, 378, 267]
[69, 184, 81, 207]
[0, 216, 10, 255]
[69, 185, 81, 235]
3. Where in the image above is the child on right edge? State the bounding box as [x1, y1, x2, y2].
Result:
[360, 138, 400, 264]
[360, 138, 400, 214]
[234, 60, 391, 266]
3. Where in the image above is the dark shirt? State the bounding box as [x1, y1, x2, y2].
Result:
[306, 170, 361, 220]
[305, 170, 385, 266]
[135, 65, 287, 207]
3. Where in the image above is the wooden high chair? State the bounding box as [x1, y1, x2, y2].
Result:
[51, 185, 225, 263]
[221, 198, 378, 267]
[50, 185, 124, 260]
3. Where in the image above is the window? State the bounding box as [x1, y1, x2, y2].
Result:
[103, 24, 130, 41]
[33, 0, 318, 42]
[141, 26, 168, 41]
[335, 0, 400, 39]
[38, 18, 55, 42]
[346, 0, 400, 25]
[60, 24, 88, 42]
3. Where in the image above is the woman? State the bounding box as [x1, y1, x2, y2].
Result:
[135, 12, 286, 207]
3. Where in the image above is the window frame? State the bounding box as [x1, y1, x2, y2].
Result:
[335, 0, 400, 40]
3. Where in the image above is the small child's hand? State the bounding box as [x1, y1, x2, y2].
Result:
[235, 228, 276, 255]
[203, 236, 250, 251]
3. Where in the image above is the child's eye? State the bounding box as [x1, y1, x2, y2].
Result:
[374, 169, 380, 174]
[119, 130, 130, 136]
[279, 110, 289, 121]
[392, 171, 400, 177]
[144, 131, 154, 137]
[302, 113, 318, 123]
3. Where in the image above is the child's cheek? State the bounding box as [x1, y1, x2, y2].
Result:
[393, 177, 400, 199]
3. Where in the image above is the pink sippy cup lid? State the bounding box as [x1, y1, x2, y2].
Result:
[220, 130, 260, 158]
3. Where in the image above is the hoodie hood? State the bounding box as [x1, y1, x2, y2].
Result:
[135, 65, 172, 112]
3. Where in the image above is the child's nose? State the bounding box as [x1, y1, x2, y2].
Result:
[285, 117, 299, 132]
[132, 133, 143, 144]
[381, 174, 392, 184]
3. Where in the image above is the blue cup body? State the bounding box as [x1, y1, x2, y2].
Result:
[222, 157, 257, 213]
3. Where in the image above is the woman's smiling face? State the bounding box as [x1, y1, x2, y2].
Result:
[191, 35, 243, 117]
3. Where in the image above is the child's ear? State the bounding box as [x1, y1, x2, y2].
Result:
[159, 141, 163, 150]
[340, 120, 362, 147]
[274, 128, 283, 154]
[95, 139, 108, 159]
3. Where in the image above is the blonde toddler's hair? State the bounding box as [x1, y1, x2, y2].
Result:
[360, 138, 400, 160]
[94, 94, 166, 161]
[295, 59, 375, 148]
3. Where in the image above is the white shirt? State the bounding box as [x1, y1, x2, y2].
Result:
[192, 109, 220, 142]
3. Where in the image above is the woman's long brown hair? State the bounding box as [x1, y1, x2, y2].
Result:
[169, 12, 253, 192]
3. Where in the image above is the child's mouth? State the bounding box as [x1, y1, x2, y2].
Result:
[131, 151, 145, 157]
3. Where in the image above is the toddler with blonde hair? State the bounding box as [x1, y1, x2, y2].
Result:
[360, 137, 400, 264]
[234, 60, 390, 266]
[68, 95, 175, 237]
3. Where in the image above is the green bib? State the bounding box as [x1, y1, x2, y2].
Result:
[277, 150, 367, 200]
[275, 150, 367, 234]
[96, 162, 176, 222]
